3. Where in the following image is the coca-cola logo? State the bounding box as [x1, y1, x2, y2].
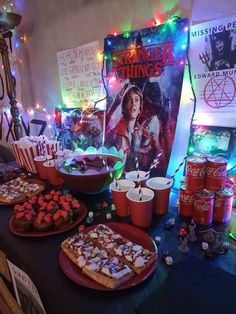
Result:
[194, 200, 211, 211]
[207, 166, 227, 178]
[215, 196, 232, 209]
[214, 198, 223, 208]
[186, 165, 205, 177]
[180, 194, 194, 204]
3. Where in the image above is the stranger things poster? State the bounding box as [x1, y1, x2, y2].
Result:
[104, 18, 189, 174]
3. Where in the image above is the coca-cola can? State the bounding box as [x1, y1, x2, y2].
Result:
[205, 157, 227, 192]
[193, 190, 214, 225]
[179, 184, 195, 217]
[214, 188, 233, 223]
[186, 156, 206, 191]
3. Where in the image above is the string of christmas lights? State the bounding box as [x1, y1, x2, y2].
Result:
[0, 10, 191, 140]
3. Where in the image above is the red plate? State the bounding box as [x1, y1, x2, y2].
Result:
[59, 222, 158, 290]
[9, 202, 87, 237]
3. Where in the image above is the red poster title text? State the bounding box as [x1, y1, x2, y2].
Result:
[111, 42, 175, 79]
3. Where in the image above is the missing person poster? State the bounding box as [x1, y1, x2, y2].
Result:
[190, 15, 236, 127]
[104, 18, 188, 174]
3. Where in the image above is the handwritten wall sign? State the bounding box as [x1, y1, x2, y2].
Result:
[57, 41, 105, 108]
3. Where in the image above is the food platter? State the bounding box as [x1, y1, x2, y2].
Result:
[59, 222, 158, 290]
[9, 202, 87, 237]
[0, 178, 46, 205]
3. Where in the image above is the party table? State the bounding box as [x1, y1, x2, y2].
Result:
[0, 187, 236, 314]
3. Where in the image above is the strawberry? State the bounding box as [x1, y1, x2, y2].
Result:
[40, 203, 47, 210]
[26, 203, 33, 210]
[47, 204, 54, 212]
[17, 206, 24, 212]
[44, 214, 52, 223]
[61, 210, 68, 218]
[38, 198, 46, 206]
[15, 212, 25, 219]
[23, 202, 30, 209]
[72, 200, 79, 208]
[38, 196, 45, 203]
[53, 195, 59, 202]
[28, 198, 36, 205]
[45, 194, 52, 200]
[65, 194, 72, 202]
[59, 195, 65, 203]
[56, 191, 62, 196]
[63, 206, 71, 212]
[38, 212, 45, 219]
[50, 189, 56, 195]
[36, 212, 45, 224]
[25, 213, 33, 221]
[53, 211, 60, 221]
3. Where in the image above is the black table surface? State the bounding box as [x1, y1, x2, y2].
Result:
[0, 187, 236, 314]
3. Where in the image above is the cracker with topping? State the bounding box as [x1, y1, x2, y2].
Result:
[0, 178, 44, 204]
[61, 224, 157, 288]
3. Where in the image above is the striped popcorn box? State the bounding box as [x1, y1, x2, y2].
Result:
[28, 145, 39, 173]
[18, 143, 39, 173]
[45, 140, 60, 157]
[12, 142, 25, 168]
[18, 145, 33, 172]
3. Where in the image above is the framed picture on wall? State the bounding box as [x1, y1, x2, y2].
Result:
[188, 124, 236, 167]
[56, 108, 105, 151]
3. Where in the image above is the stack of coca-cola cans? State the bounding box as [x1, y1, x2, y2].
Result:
[179, 153, 233, 225]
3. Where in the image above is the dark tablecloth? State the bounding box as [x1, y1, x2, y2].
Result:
[0, 188, 235, 314]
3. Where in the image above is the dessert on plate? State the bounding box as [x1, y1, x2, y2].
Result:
[12, 190, 82, 233]
[0, 177, 44, 204]
[61, 224, 157, 288]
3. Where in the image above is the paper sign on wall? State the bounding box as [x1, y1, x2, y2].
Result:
[190, 15, 236, 126]
[57, 41, 105, 108]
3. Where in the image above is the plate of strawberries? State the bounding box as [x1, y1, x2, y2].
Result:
[9, 190, 88, 237]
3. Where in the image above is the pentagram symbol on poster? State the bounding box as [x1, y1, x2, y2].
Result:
[203, 76, 235, 108]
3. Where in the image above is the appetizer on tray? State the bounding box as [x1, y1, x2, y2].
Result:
[61, 224, 157, 289]
[12, 190, 82, 233]
[0, 177, 45, 204]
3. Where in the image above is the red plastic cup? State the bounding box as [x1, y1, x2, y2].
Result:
[110, 179, 135, 217]
[126, 187, 154, 227]
[63, 149, 73, 157]
[55, 151, 65, 162]
[146, 177, 173, 215]
[125, 170, 149, 187]
[34, 156, 48, 179]
[43, 160, 63, 186]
